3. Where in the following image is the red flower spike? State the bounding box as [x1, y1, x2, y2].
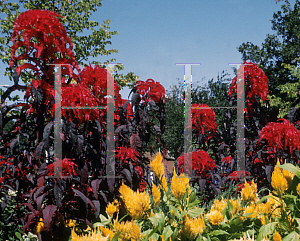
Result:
[221, 156, 232, 164]
[46, 158, 78, 177]
[135, 79, 165, 103]
[114, 147, 138, 163]
[228, 61, 268, 118]
[257, 118, 300, 160]
[191, 103, 218, 137]
[11, 9, 80, 80]
[177, 150, 216, 178]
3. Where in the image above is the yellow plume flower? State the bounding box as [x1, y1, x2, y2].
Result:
[71, 227, 108, 241]
[100, 227, 115, 240]
[180, 215, 206, 239]
[230, 197, 240, 215]
[150, 150, 168, 192]
[211, 197, 227, 213]
[171, 168, 190, 200]
[152, 182, 161, 207]
[271, 162, 288, 194]
[113, 219, 141, 241]
[119, 182, 150, 219]
[65, 219, 76, 228]
[36, 218, 45, 235]
[241, 180, 258, 203]
[243, 202, 257, 219]
[206, 210, 224, 225]
[273, 229, 281, 241]
[106, 200, 119, 218]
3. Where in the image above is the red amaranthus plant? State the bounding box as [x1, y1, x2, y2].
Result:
[191, 103, 218, 145]
[228, 61, 268, 118]
[134, 79, 165, 103]
[177, 150, 216, 179]
[256, 118, 300, 163]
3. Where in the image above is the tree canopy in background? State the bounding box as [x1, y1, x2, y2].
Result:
[238, 0, 300, 119]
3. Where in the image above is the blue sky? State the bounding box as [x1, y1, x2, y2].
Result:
[0, 0, 297, 101]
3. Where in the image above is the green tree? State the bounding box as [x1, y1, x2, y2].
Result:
[262, 57, 300, 118]
[237, 0, 300, 119]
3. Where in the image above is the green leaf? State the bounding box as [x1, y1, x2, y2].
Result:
[279, 164, 300, 179]
[111, 231, 121, 241]
[162, 225, 173, 240]
[15, 231, 22, 239]
[257, 222, 278, 241]
[149, 213, 165, 233]
[186, 208, 205, 217]
[149, 233, 160, 241]
[282, 231, 299, 241]
[188, 191, 196, 203]
[257, 195, 272, 204]
[209, 230, 229, 236]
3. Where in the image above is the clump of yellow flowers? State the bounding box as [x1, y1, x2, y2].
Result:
[271, 159, 294, 195]
[150, 149, 168, 192]
[119, 182, 150, 219]
[151, 182, 161, 207]
[106, 199, 120, 217]
[171, 168, 190, 200]
[240, 179, 259, 203]
[71, 227, 108, 241]
[179, 214, 206, 239]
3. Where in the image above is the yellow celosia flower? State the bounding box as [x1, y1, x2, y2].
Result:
[180, 215, 206, 240]
[230, 197, 240, 215]
[241, 179, 258, 203]
[65, 219, 76, 228]
[243, 202, 257, 219]
[211, 197, 227, 213]
[36, 218, 45, 234]
[206, 210, 224, 225]
[273, 229, 281, 241]
[297, 183, 300, 196]
[100, 227, 115, 240]
[271, 163, 288, 194]
[150, 150, 168, 192]
[114, 219, 141, 241]
[106, 199, 120, 217]
[171, 169, 190, 200]
[119, 182, 150, 219]
[71, 227, 108, 241]
[152, 182, 161, 207]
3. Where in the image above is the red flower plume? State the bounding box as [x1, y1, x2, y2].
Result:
[135, 79, 165, 103]
[191, 103, 218, 137]
[177, 150, 216, 178]
[228, 61, 268, 117]
[257, 118, 300, 160]
[10, 9, 80, 80]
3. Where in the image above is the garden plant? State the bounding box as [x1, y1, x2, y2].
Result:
[1, 1, 300, 241]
